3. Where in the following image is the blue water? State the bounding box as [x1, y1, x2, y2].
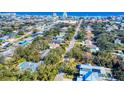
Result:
[1, 12, 124, 16]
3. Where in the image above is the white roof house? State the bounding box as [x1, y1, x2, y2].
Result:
[114, 38, 122, 45]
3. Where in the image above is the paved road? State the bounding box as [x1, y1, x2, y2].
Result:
[65, 19, 83, 54]
[54, 73, 64, 81]
[54, 19, 83, 81]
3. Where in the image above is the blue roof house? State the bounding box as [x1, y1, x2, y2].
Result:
[76, 64, 116, 81]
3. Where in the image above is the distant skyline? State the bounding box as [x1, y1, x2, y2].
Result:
[1, 12, 124, 16]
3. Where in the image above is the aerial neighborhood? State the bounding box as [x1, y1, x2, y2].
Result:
[0, 12, 124, 81]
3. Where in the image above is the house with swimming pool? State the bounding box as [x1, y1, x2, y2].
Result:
[18, 40, 29, 46]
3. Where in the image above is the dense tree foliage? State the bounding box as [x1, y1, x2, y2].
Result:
[84, 20, 124, 80]
[14, 46, 40, 63]
[0, 59, 62, 81]
[112, 58, 124, 81]
[67, 45, 83, 61]
[36, 64, 60, 81]
[13, 36, 49, 63]
[76, 30, 85, 41]
[44, 47, 65, 64]
[96, 33, 114, 50]
[63, 61, 78, 77]
[93, 51, 114, 68]
[0, 55, 5, 64]
[31, 36, 49, 51]
[1, 17, 124, 81]
[43, 28, 60, 37]
[18, 31, 24, 35]
[65, 26, 75, 41]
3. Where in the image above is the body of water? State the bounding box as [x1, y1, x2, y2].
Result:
[1, 12, 124, 16]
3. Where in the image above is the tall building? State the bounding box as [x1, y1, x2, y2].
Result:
[53, 12, 58, 21]
[53, 13, 57, 17]
[63, 12, 68, 19]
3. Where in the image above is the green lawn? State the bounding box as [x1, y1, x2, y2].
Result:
[15, 35, 21, 38]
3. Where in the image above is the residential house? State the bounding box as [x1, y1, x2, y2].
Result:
[0, 35, 9, 42]
[90, 45, 99, 53]
[18, 61, 44, 72]
[0, 42, 11, 49]
[76, 64, 116, 81]
[49, 43, 60, 49]
[60, 27, 68, 32]
[112, 50, 124, 60]
[52, 32, 66, 44]
[84, 39, 93, 47]
[114, 38, 122, 45]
